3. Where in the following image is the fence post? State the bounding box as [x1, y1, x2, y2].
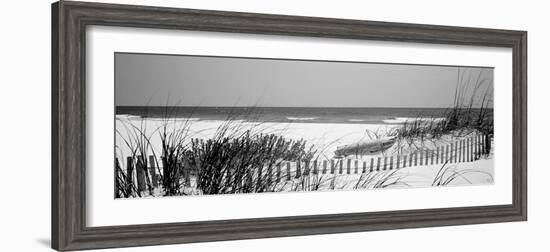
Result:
[136, 157, 147, 193]
[474, 136, 477, 160]
[469, 139, 473, 162]
[413, 152, 418, 166]
[295, 161, 301, 178]
[479, 134, 483, 159]
[449, 143, 454, 164]
[463, 139, 467, 162]
[484, 134, 487, 155]
[419, 150, 423, 166]
[148, 155, 157, 188]
[426, 150, 430, 165]
[323, 160, 328, 174]
[370, 158, 374, 172]
[480, 134, 485, 155]
[475, 135, 479, 160]
[257, 165, 264, 182]
[160, 156, 166, 188]
[466, 139, 469, 162]
[267, 164, 273, 183]
[477, 135, 481, 159]
[247, 167, 254, 186]
[458, 141, 462, 163]
[449, 142, 453, 163]
[473, 135, 477, 160]
[451, 142, 455, 163]
[465, 138, 470, 162]
[435, 147, 439, 164]
[396, 155, 401, 169]
[450, 142, 454, 163]
[463, 138, 467, 162]
[276, 163, 282, 182]
[347, 159, 351, 174]
[354, 160, 359, 174]
[331, 160, 335, 174]
[363, 161, 367, 173]
[183, 158, 192, 186]
[459, 140, 462, 162]
[485, 134, 491, 155]
[286, 162, 291, 181]
[126, 157, 134, 194]
[471, 137, 475, 161]
[377, 157, 381, 171]
[304, 160, 310, 176]
[383, 156, 387, 170]
[480, 135, 484, 157]
[479, 134, 485, 155]
[468, 138, 472, 162]
[465, 138, 469, 162]
[313, 160, 318, 175]
[403, 155, 407, 168]
[454, 142, 458, 163]
[389, 156, 393, 170]
[339, 160, 344, 174]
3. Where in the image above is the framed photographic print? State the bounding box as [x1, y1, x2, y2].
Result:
[52, 1, 527, 251]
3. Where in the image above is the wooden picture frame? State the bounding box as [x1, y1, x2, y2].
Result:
[52, 1, 527, 251]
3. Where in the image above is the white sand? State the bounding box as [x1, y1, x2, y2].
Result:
[115, 115, 398, 160]
[115, 115, 494, 194]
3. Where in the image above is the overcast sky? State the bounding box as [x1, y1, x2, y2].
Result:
[115, 53, 493, 108]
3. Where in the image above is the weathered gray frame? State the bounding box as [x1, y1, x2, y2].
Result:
[51, 1, 527, 251]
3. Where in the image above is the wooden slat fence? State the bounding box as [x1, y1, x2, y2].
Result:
[117, 134, 491, 193]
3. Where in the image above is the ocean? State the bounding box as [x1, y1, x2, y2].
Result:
[116, 106, 492, 125]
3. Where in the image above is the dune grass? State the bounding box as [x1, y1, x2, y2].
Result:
[432, 162, 494, 186]
[353, 169, 409, 189]
[185, 126, 316, 195]
[392, 68, 493, 143]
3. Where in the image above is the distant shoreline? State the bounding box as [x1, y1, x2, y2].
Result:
[116, 106, 491, 125]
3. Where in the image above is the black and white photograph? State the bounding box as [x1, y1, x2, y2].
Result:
[0, 0, 538, 251]
[114, 53, 494, 198]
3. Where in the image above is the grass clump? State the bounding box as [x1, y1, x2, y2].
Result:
[353, 170, 409, 189]
[393, 68, 493, 142]
[184, 120, 316, 195]
[115, 114, 157, 197]
[432, 162, 494, 186]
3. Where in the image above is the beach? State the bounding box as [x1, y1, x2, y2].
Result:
[115, 113, 494, 196]
[116, 115, 398, 160]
